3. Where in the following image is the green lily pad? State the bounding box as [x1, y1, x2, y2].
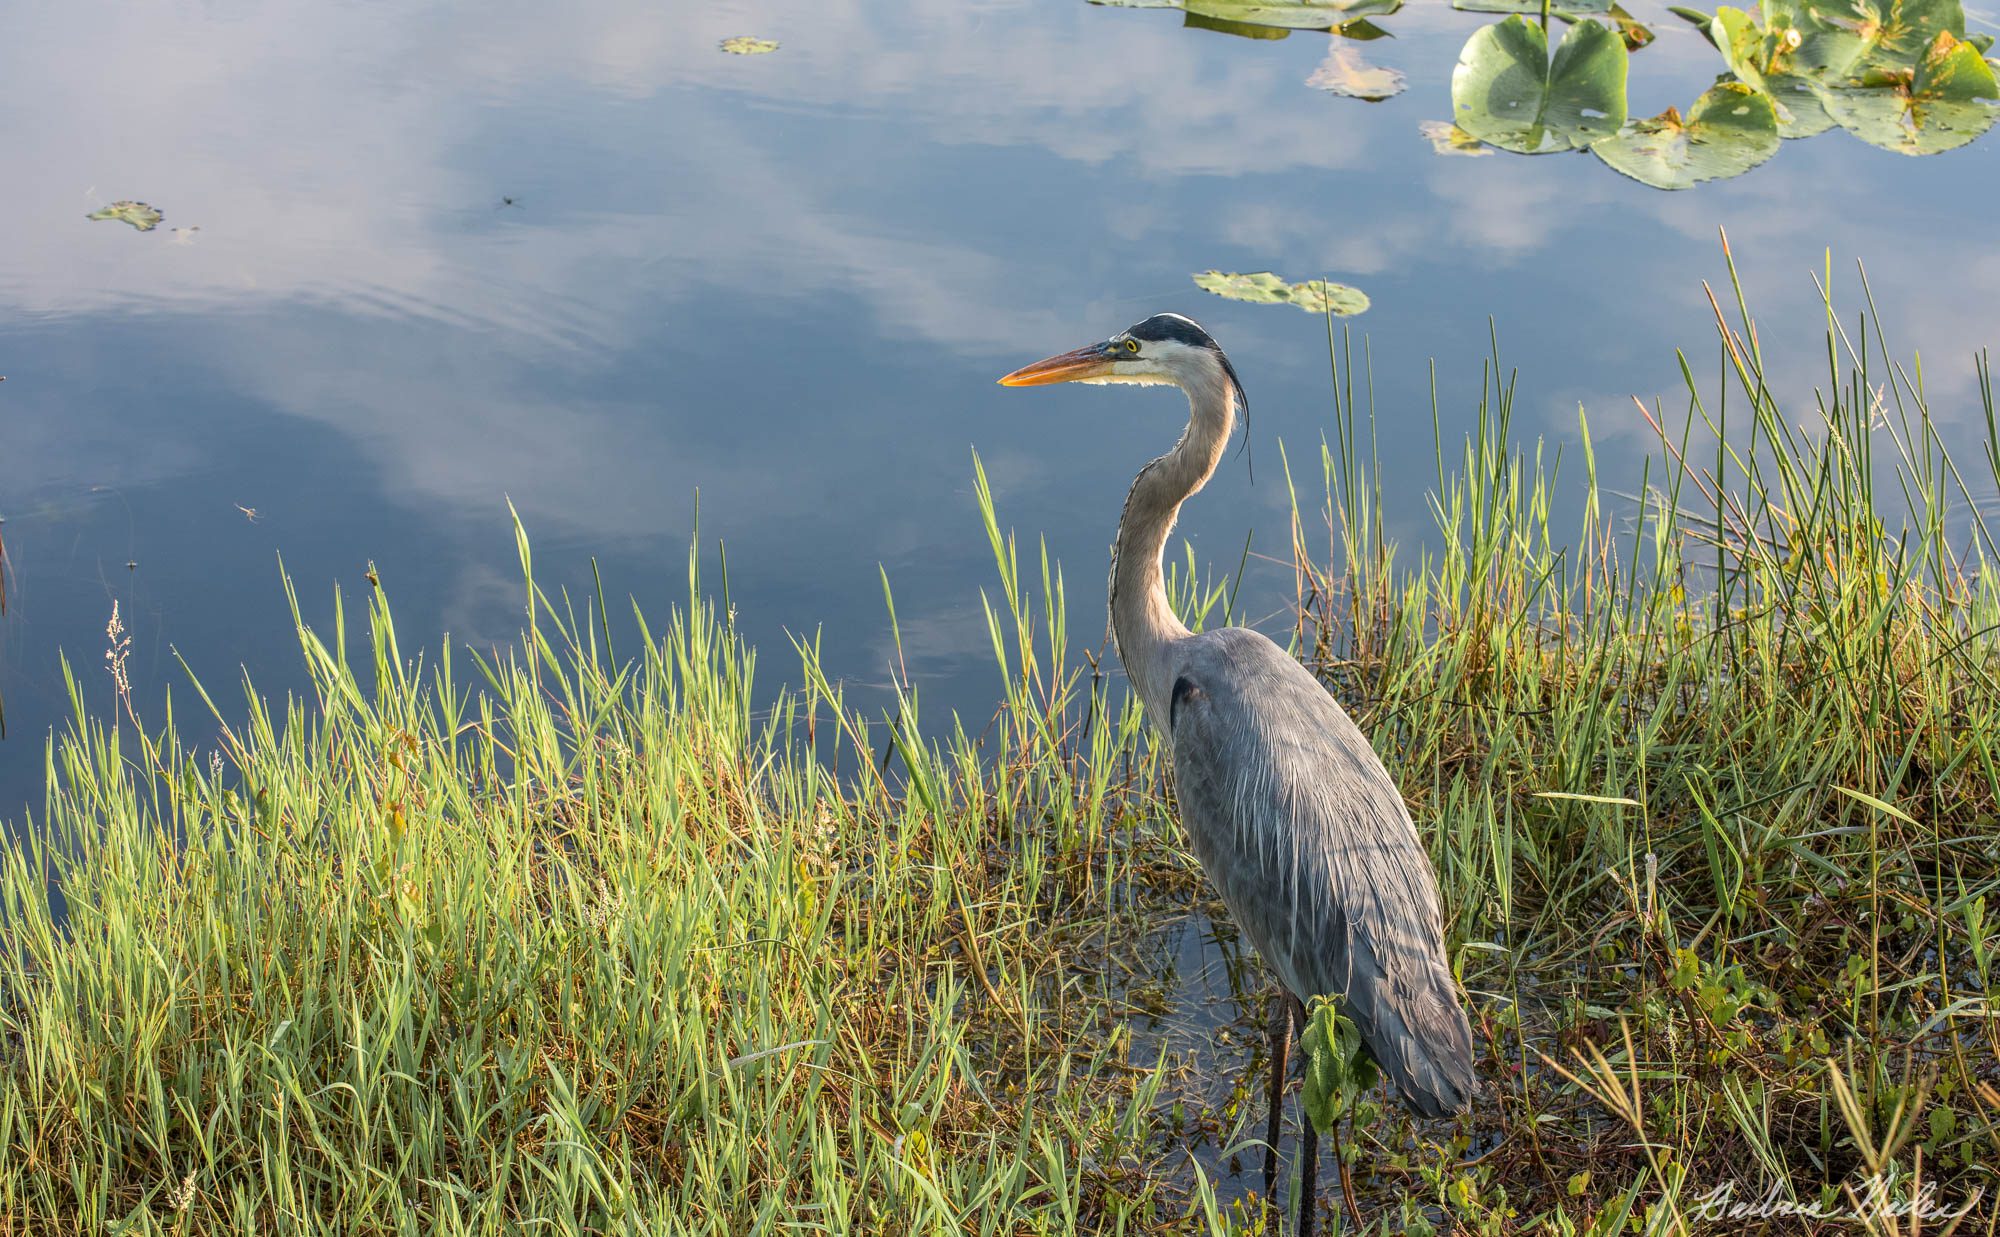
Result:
[1787, 0, 1968, 78]
[1308, 43, 1407, 98]
[87, 201, 162, 232]
[1699, 6, 1840, 133]
[1193, 271, 1371, 315]
[719, 36, 779, 54]
[1090, 0, 1403, 32]
[1419, 118, 1497, 153]
[1185, 10, 1293, 35]
[1592, 82, 1782, 187]
[1452, 0, 1609, 12]
[1451, 16, 1630, 152]
[1603, 3, 1656, 49]
[1819, 30, 2000, 152]
[1334, 16, 1394, 37]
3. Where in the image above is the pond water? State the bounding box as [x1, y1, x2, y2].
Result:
[1, 0, 1996, 823]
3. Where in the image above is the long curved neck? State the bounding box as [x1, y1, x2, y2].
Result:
[1111, 363, 1237, 726]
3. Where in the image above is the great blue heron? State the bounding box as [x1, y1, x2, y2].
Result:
[999, 313, 1474, 1235]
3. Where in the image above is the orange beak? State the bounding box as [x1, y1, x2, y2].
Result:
[996, 343, 1115, 387]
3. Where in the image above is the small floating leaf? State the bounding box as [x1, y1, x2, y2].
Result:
[1333, 16, 1393, 38]
[1186, 11, 1293, 36]
[1592, 82, 1781, 187]
[1604, 4, 1655, 50]
[1193, 270, 1370, 315]
[1451, 16, 1629, 153]
[720, 36, 779, 54]
[1420, 118, 1496, 153]
[1308, 42, 1407, 98]
[87, 201, 162, 232]
[1090, 0, 1403, 33]
[1453, 0, 1610, 13]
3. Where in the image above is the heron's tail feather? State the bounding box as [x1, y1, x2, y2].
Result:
[1350, 945, 1476, 1118]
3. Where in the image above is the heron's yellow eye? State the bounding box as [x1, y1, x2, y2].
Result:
[1124, 339, 1140, 353]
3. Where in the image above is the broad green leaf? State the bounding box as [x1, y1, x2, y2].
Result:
[719, 36, 779, 54]
[1592, 82, 1782, 187]
[1308, 42, 1407, 98]
[1192, 271, 1370, 314]
[1819, 30, 2000, 153]
[1091, 0, 1403, 31]
[1451, 16, 1630, 153]
[87, 201, 162, 232]
[1299, 1001, 1342, 1133]
[1419, 118, 1496, 154]
[1299, 1000, 1377, 1134]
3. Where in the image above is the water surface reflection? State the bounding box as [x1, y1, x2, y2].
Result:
[1, 0, 1994, 819]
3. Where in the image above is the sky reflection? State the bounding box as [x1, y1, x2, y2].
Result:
[0, 0, 1994, 816]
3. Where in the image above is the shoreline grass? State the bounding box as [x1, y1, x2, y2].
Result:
[4, 252, 2000, 1234]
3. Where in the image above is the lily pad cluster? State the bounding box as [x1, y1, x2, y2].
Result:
[1449, 15, 1787, 187]
[1193, 270, 1370, 315]
[1086, 0, 1996, 183]
[1672, 0, 1999, 153]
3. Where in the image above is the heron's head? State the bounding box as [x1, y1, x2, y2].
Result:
[997, 313, 1246, 413]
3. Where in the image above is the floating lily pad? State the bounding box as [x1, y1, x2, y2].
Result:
[1451, 16, 1629, 152]
[1334, 16, 1393, 37]
[1090, 0, 1403, 32]
[1308, 43, 1407, 98]
[1790, 0, 1969, 77]
[719, 36, 779, 54]
[1592, 82, 1781, 186]
[1193, 270, 1371, 315]
[1603, 4, 1656, 49]
[1186, 10, 1293, 34]
[87, 201, 162, 232]
[1420, 118, 1497, 153]
[1678, 0, 1994, 144]
[1819, 30, 2000, 152]
[1696, 6, 1839, 133]
[1452, 0, 1610, 13]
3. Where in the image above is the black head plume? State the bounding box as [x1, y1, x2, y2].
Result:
[1124, 313, 1251, 482]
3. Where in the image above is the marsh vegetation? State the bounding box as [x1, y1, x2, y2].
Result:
[2, 258, 1998, 1234]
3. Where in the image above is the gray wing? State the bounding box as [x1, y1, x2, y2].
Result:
[1166, 626, 1474, 1117]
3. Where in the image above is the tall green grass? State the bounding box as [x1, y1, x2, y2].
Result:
[2, 249, 1998, 1234]
[1286, 249, 2000, 1234]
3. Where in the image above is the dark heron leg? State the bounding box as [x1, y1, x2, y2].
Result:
[1290, 995, 1317, 1237]
[1262, 990, 1292, 1205]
